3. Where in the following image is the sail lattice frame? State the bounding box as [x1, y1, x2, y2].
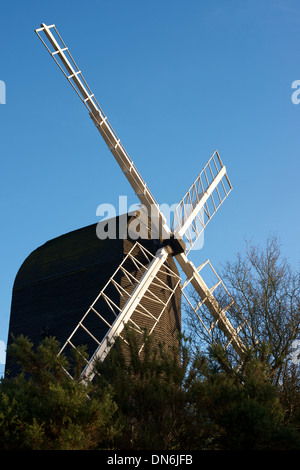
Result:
[59, 241, 181, 381]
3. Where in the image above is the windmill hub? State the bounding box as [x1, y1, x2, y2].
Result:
[162, 235, 186, 256]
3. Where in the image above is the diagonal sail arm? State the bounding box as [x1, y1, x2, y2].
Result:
[176, 252, 247, 357]
[58, 242, 179, 383]
[35, 23, 170, 240]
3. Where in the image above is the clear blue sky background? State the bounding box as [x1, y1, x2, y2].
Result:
[0, 0, 299, 374]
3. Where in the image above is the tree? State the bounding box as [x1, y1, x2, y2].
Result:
[184, 235, 300, 436]
[0, 335, 120, 450]
[186, 236, 299, 369]
[184, 343, 300, 450]
[93, 329, 300, 450]
[223, 236, 299, 374]
[93, 327, 190, 450]
[1, 329, 300, 450]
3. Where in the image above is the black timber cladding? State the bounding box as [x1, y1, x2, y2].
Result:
[6, 214, 181, 376]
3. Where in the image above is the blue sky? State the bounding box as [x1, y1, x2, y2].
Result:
[0, 0, 299, 374]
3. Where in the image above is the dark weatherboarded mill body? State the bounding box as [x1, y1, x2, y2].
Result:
[5, 213, 181, 377]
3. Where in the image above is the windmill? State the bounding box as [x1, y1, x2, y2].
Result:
[35, 23, 251, 383]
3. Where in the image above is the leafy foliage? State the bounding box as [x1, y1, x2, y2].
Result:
[1, 236, 300, 450]
[1, 330, 299, 450]
[0, 336, 120, 450]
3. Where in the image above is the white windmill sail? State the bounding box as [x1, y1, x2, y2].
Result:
[35, 23, 251, 382]
[35, 23, 170, 241]
[171, 150, 232, 254]
[59, 242, 181, 382]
